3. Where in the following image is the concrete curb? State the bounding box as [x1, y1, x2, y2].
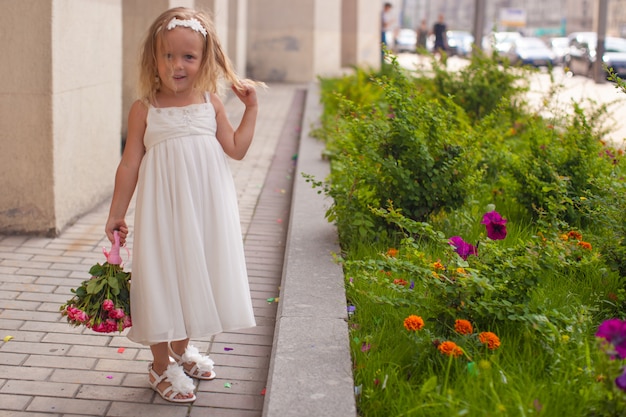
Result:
[262, 82, 357, 417]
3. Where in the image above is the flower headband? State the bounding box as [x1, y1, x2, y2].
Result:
[166, 17, 207, 37]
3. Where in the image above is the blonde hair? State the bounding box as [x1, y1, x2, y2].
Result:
[137, 7, 255, 104]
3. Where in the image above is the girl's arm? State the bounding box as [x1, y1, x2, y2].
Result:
[213, 82, 259, 161]
[105, 100, 148, 245]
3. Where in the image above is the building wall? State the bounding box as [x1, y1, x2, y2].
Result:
[247, 0, 344, 82]
[0, 2, 54, 234]
[0, 0, 122, 236]
[342, 0, 381, 68]
[51, 0, 122, 234]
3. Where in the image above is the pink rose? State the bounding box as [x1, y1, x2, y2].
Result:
[108, 308, 126, 319]
[74, 310, 88, 323]
[102, 299, 114, 311]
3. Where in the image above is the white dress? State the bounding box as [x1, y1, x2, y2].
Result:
[127, 93, 256, 346]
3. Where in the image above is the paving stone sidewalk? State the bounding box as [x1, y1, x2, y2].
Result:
[0, 84, 305, 417]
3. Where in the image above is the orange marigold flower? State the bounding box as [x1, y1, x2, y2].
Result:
[386, 248, 399, 258]
[454, 319, 473, 335]
[432, 271, 441, 279]
[559, 233, 569, 241]
[393, 278, 408, 286]
[438, 341, 463, 357]
[568, 231, 583, 241]
[479, 332, 501, 350]
[577, 241, 592, 250]
[432, 261, 445, 271]
[403, 315, 424, 331]
[456, 267, 467, 275]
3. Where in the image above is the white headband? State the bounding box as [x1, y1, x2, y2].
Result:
[166, 17, 207, 37]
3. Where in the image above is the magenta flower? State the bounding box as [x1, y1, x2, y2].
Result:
[596, 318, 626, 359]
[481, 211, 508, 240]
[449, 236, 477, 260]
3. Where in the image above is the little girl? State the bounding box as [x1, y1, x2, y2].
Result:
[105, 7, 259, 403]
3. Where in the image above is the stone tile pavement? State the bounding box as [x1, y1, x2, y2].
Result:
[0, 84, 306, 417]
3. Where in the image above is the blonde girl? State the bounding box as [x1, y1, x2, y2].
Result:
[105, 7, 260, 403]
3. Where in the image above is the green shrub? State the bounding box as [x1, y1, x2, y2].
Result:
[318, 57, 478, 246]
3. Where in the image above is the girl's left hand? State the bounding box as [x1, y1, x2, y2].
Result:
[232, 82, 257, 108]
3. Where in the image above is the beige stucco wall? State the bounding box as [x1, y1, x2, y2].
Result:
[341, 0, 381, 69]
[0, 2, 54, 234]
[229, 0, 248, 77]
[51, 0, 122, 235]
[247, 0, 343, 82]
[0, 0, 122, 235]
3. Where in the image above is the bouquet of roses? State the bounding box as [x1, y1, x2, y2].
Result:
[60, 231, 132, 333]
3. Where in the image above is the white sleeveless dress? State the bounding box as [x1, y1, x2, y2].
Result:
[127, 94, 256, 346]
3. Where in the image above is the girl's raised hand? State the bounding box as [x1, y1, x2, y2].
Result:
[231, 82, 258, 108]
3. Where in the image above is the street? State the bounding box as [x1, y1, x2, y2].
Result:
[396, 53, 626, 149]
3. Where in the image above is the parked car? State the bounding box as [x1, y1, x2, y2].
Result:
[446, 30, 474, 56]
[394, 28, 417, 53]
[565, 32, 626, 78]
[506, 36, 555, 67]
[549, 36, 569, 65]
[484, 31, 523, 55]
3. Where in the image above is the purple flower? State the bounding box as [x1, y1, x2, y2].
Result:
[449, 236, 477, 260]
[481, 211, 508, 240]
[616, 368, 626, 392]
[596, 318, 626, 359]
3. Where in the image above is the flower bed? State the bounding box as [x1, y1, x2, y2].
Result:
[312, 53, 626, 415]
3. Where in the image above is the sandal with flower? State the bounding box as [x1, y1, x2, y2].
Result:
[148, 362, 196, 403]
[168, 342, 217, 380]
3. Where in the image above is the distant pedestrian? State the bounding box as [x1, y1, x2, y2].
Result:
[381, 2, 395, 50]
[416, 19, 428, 52]
[432, 13, 448, 57]
[105, 6, 260, 403]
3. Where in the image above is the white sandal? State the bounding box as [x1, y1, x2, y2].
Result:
[148, 363, 196, 403]
[168, 342, 217, 380]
